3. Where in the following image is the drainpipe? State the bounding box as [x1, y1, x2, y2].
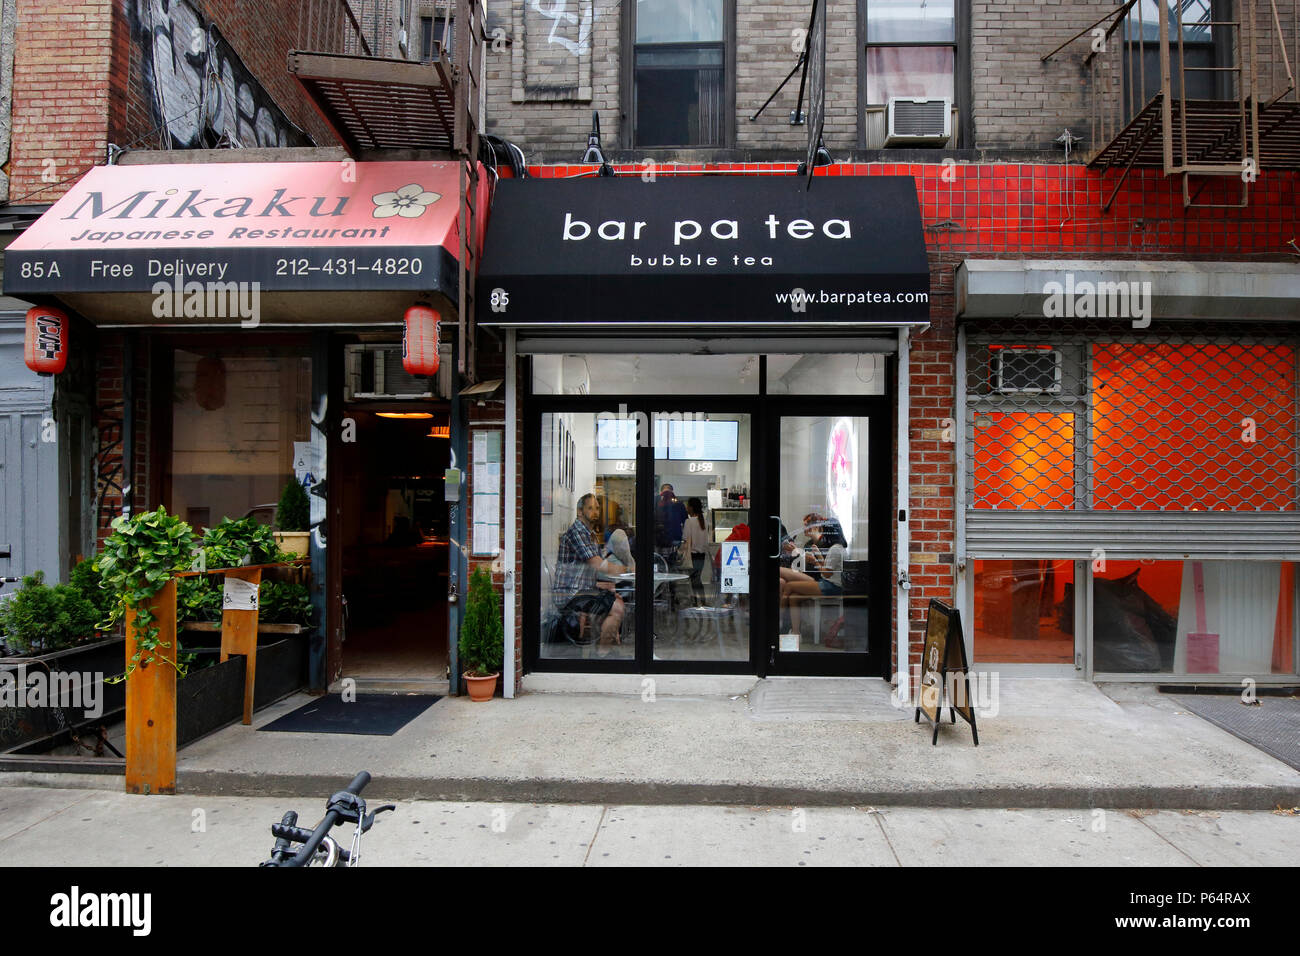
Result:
[503, 330, 517, 698]
[447, 349, 466, 694]
[896, 326, 911, 702]
[121, 333, 134, 519]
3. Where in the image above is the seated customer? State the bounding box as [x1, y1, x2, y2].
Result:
[779, 513, 847, 634]
[555, 493, 626, 651]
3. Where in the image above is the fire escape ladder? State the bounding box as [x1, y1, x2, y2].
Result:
[1045, 0, 1300, 213]
[289, 0, 486, 378]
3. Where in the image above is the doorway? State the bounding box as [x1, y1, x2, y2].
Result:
[527, 382, 892, 676]
[761, 401, 891, 676]
[334, 405, 450, 681]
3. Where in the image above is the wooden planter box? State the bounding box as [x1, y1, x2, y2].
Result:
[176, 635, 309, 747]
[180, 622, 308, 636]
[0, 637, 126, 753]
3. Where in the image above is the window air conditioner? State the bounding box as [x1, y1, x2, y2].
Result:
[994, 349, 1062, 394]
[345, 344, 450, 400]
[885, 97, 952, 146]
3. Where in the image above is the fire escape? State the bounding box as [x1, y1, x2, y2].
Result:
[288, 0, 486, 376]
[1045, 0, 1299, 209]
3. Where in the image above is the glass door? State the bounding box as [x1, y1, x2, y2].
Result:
[648, 411, 753, 665]
[765, 405, 889, 676]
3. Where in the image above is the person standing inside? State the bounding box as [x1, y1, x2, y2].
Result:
[655, 483, 688, 569]
[681, 497, 710, 605]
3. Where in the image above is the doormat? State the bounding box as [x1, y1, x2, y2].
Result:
[1172, 694, 1300, 772]
[258, 694, 441, 736]
[747, 679, 905, 722]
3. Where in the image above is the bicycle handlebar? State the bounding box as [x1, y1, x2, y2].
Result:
[284, 772, 371, 866]
[262, 772, 386, 867]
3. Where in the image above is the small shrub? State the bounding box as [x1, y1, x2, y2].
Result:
[0, 571, 99, 655]
[459, 565, 503, 677]
[68, 556, 114, 625]
[276, 479, 311, 533]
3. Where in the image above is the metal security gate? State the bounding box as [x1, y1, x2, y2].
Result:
[956, 318, 1300, 681]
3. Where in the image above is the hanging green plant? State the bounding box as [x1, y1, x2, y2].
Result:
[94, 507, 196, 679]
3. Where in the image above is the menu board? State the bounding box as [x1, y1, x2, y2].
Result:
[914, 599, 979, 746]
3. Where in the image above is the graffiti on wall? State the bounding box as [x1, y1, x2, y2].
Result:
[127, 0, 309, 149]
[307, 395, 328, 549]
[530, 0, 593, 56]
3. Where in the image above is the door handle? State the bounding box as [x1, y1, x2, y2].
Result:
[769, 516, 782, 558]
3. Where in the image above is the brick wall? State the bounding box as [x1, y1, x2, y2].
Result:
[486, 2, 1300, 161]
[8, 0, 115, 205]
[9, 0, 340, 207]
[484, 0, 622, 156]
[461, 336, 521, 694]
[485, 0, 859, 160]
[970, 0, 1100, 151]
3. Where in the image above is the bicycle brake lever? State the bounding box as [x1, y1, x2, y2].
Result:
[361, 804, 397, 833]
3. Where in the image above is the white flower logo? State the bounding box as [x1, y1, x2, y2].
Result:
[372, 183, 441, 219]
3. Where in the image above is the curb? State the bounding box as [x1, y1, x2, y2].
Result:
[169, 770, 1300, 811]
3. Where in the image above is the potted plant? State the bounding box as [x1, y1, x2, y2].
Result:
[459, 564, 503, 701]
[273, 479, 311, 558]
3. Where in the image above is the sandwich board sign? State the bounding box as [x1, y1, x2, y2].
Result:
[720, 541, 749, 594]
[915, 599, 979, 746]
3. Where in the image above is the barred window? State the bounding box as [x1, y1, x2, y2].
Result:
[965, 327, 1300, 512]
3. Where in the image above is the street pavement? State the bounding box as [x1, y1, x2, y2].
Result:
[1, 785, 1297, 866]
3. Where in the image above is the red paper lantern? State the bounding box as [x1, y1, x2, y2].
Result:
[402, 302, 440, 376]
[24, 305, 69, 375]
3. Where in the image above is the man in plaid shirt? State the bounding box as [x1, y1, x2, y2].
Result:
[556, 492, 626, 648]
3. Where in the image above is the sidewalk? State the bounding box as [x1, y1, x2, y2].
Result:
[5, 678, 1299, 809]
[3, 787, 1297, 866]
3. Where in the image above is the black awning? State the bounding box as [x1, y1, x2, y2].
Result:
[477, 175, 929, 330]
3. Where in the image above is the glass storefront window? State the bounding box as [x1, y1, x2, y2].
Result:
[1094, 560, 1297, 675]
[531, 354, 760, 396]
[766, 354, 887, 396]
[775, 415, 871, 653]
[652, 412, 751, 662]
[169, 348, 312, 531]
[539, 411, 636, 661]
[972, 559, 1075, 664]
[532, 354, 889, 396]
